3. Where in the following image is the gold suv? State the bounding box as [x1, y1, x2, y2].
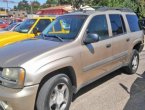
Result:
[0, 8, 144, 110]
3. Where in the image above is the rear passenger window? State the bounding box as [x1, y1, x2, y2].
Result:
[126, 15, 140, 32]
[109, 14, 126, 36]
[87, 15, 109, 40]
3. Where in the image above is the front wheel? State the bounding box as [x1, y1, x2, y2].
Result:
[36, 74, 73, 110]
[123, 49, 139, 74]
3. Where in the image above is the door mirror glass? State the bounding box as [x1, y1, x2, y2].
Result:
[84, 33, 99, 44]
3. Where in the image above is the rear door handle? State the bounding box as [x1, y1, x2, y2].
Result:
[106, 44, 111, 48]
[126, 38, 130, 42]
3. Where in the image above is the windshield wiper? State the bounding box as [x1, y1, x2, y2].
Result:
[42, 34, 64, 42]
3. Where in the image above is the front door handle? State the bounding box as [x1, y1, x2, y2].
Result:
[106, 44, 111, 48]
[126, 38, 130, 42]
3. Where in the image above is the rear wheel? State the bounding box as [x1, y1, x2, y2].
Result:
[36, 74, 72, 110]
[123, 49, 139, 74]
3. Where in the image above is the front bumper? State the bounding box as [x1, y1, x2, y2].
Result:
[0, 84, 39, 110]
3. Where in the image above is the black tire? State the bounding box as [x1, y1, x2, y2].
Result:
[123, 49, 139, 74]
[0, 106, 4, 110]
[36, 74, 72, 110]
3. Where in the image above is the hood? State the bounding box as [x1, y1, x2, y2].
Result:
[0, 31, 28, 47]
[0, 31, 24, 37]
[0, 38, 65, 67]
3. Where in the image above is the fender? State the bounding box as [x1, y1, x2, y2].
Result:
[24, 57, 80, 86]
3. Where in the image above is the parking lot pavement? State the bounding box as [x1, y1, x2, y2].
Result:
[70, 50, 145, 110]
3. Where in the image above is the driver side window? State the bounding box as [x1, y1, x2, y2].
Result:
[36, 19, 51, 32]
[87, 15, 109, 40]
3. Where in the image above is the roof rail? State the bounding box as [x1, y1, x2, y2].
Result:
[93, 6, 133, 12]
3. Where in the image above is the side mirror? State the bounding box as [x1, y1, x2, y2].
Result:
[33, 27, 39, 36]
[84, 33, 99, 44]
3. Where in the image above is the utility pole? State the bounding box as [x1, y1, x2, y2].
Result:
[30, 1, 33, 17]
[6, 0, 8, 11]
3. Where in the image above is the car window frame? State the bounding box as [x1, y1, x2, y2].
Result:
[42, 15, 88, 40]
[85, 14, 109, 41]
[126, 14, 141, 32]
[35, 19, 51, 33]
[109, 14, 127, 37]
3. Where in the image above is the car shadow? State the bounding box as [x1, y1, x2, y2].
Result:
[72, 69, 122, 101]
[121, 71, 145, 110]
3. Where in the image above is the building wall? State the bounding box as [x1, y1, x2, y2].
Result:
[8, 11, 27, 18]
[0, 11, 8, 17]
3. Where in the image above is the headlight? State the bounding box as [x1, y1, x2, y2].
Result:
[0, 67, 25, 89]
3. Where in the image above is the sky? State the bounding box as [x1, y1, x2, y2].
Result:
[0, 0, 47, 9]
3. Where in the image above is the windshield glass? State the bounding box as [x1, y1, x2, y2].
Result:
[4, 22, 17, 31]
[42, 15, 87, 40]
[14, 19, 36, 33]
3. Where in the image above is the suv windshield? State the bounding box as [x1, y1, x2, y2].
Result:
[14, 19, 36, 33]
[42, 15, 87, 40]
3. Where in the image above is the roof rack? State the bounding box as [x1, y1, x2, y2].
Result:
[69, 6, 134, 14]
[94, 6, 133, 12]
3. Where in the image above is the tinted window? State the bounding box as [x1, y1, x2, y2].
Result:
[87, 15, 109, 40]
[109, 14, 125, 36]
[36, 19, 51, 32]
[126, 15, 140, 32]
[54, 21, 61, 31]
[14, 19, 36, 33]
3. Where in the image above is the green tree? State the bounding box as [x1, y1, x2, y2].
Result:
[58, 0, 72, 5]
[91, 0, 145, 18]
[42, 0, 145, 18]
[31, 1, 41, 13]
[13, 6, 18, 10]
[135, 0, 145, 17]
[40, 3, 49, 8]
[46, 0, 58, 6]
[17, 0, 30, 13]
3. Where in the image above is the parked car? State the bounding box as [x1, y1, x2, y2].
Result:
[0, 19, 9, 29]
[0, 8, 144, 110]
[0, 22, 21, 33]
[0, 17, 55, 47]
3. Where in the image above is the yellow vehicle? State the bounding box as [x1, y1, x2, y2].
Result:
[49, 19, 70, 34]
[0, 17, 55, 47]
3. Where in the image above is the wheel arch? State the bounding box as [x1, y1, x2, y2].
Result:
[34, 66, 77, 110]
[133, 41, 143, 52]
